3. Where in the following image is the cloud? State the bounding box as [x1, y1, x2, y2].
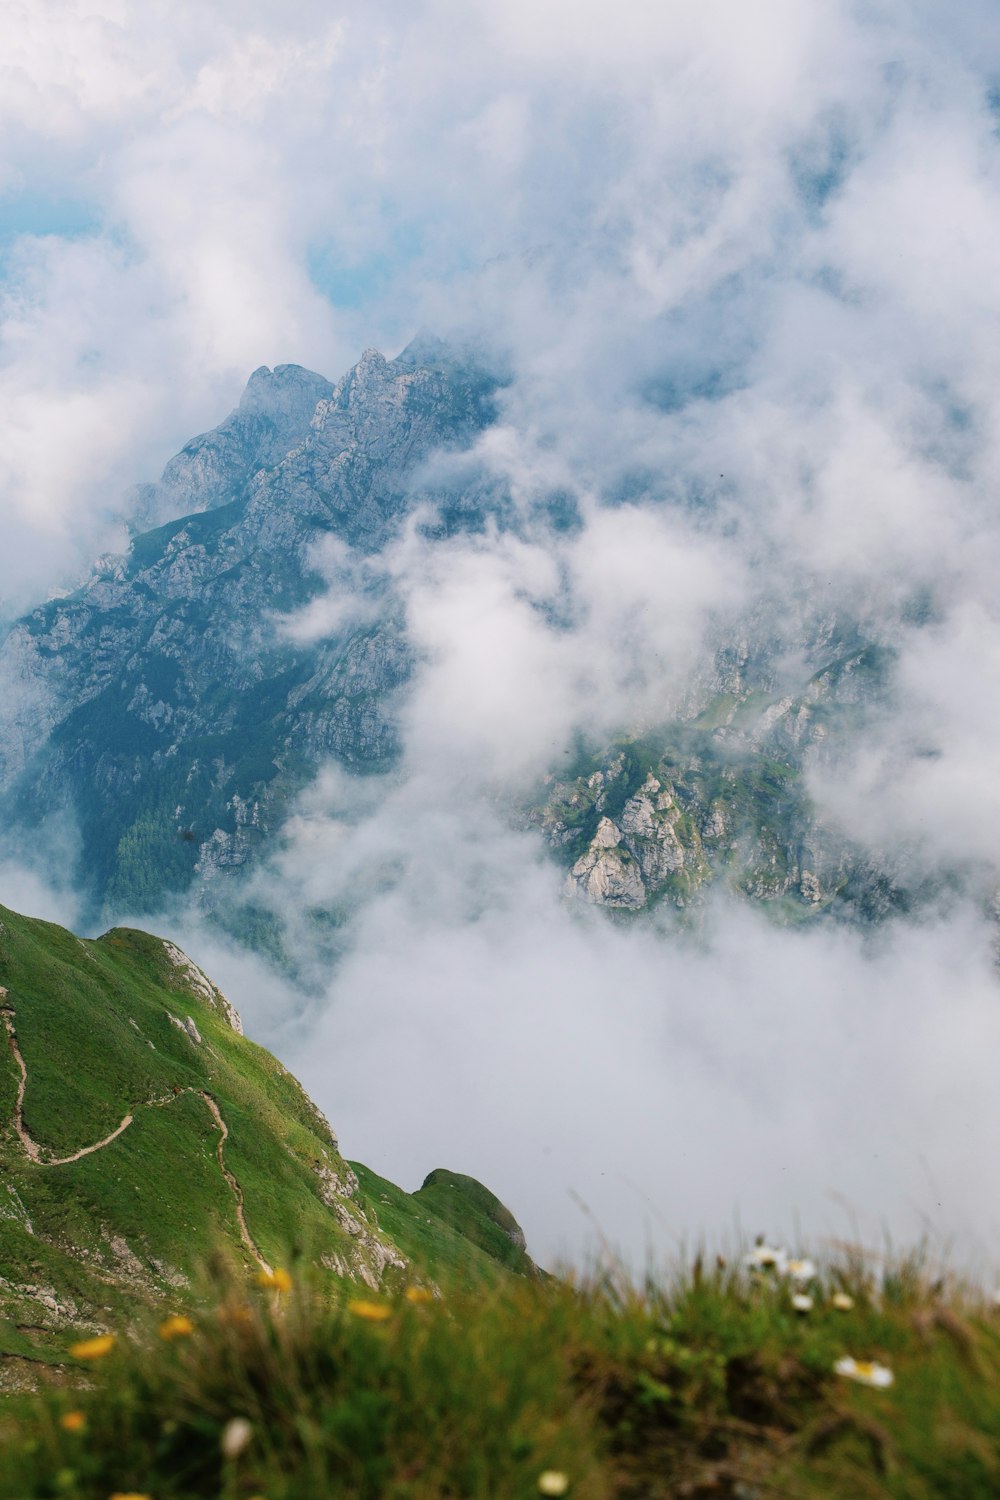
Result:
[810, 601, 1000, 877]
[182, 766, 1000, 1273]
[372, 500, 740, 783]
[5, 0, 1000, 1268]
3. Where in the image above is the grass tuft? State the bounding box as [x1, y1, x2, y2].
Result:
[2, 1250, 999, 1499]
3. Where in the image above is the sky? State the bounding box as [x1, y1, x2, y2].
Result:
[3, 0, 1000, 1272]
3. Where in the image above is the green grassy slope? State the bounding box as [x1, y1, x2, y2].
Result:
[0, 905, 532, 1379]
[412, 1168, 539, 1278]
[351, 1165, 539, 1290]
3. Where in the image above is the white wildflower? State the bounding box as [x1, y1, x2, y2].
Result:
[744, 1243, 788, 1274]
[221, 1417, 254, 1458]
[834, 1356, 894, 1389]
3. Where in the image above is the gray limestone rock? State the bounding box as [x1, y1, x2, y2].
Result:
[0, 339, 500, 926]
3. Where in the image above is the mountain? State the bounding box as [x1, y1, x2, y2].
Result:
[534, 632, 915, 921]
[0, 339, 500, 934]
[0, 336, 948, 947]
[126, 363, 336, 533]
[0, 902, 535, 1384]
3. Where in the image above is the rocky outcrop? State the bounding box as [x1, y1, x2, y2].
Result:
[542, 633, 909, 922]
[566, 775, 705, 909]
[161, 939, 244, 1034]
[127, 363, 335, 532]
[0, 339, 499, 925]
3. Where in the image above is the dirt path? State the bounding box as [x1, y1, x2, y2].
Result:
[195, 1091, 271, 1274]
[3, 1007, 135, 1165]
[1, 992, 269, 1272]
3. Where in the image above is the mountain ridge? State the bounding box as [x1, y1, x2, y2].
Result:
[0, 900, 535, 1384]
[0, 337, 976, 954]
[0, 338, 501, 933]
[127, 362, 336, 535]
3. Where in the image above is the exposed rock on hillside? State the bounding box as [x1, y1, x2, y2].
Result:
[536, 634, 918, 922]
[0, 338, 959, 940]
[0, 340, 499, 925]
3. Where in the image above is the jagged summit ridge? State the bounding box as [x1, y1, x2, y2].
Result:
[0, 339, 501, 927]
[129, 362, 334, 534]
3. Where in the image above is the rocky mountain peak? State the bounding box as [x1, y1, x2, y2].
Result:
[127, 361, 334, 533]
[238, 362, 332, 420]
[0, 336, 503, 926]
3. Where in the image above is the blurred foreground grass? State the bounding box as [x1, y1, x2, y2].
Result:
[2, 1249, 999, 1500]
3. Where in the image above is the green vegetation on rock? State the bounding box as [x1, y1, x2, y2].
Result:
[411, 1169, 539, 1280]
[537, 634, 911, 922]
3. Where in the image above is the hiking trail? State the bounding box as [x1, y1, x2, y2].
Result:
[1, 992, 270, 1273]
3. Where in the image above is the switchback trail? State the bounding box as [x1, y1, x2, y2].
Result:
[1, 992, 270, 1272]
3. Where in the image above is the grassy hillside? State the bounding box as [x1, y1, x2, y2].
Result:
[0, 904, 533, 1382]
[412, 1168, 539, 1278]
[1, 1251, 997, 1498]
[352, 1166, 540, 1290]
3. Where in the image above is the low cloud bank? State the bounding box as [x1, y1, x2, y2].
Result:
[180, 781, 1000, 1274]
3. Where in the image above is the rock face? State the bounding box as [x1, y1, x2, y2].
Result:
[0, 337, 953, 937]
[127, 363, 336, 532]
[566, 777, 698, 909]
[0, 339, 499, 925]
[539, 632, 922, 922]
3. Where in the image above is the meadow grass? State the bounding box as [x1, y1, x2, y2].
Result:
[0, 904, 522, 1354]
[2, 1248, 999, 1500]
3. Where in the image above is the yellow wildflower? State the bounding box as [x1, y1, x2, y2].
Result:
[256, 1267, 292, 1292]
[109, 1494, 152, 1500]
[348, 1299, 392, 1322]
[831, 1292, 856, 1311]
[404, 1286, 435, 1304]
[60, 1410, 87, 1433]
[538, 1473, 570, 1496]
[69, 1334, 116, 1360]
[158, 1314, 194, 1341]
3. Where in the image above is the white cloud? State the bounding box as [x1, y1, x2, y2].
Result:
[187, 767, 1000, 1273]
[173, 24, 344, 122]
[810, 602, 1000, 874]
[5, 0, 1000, 1269]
